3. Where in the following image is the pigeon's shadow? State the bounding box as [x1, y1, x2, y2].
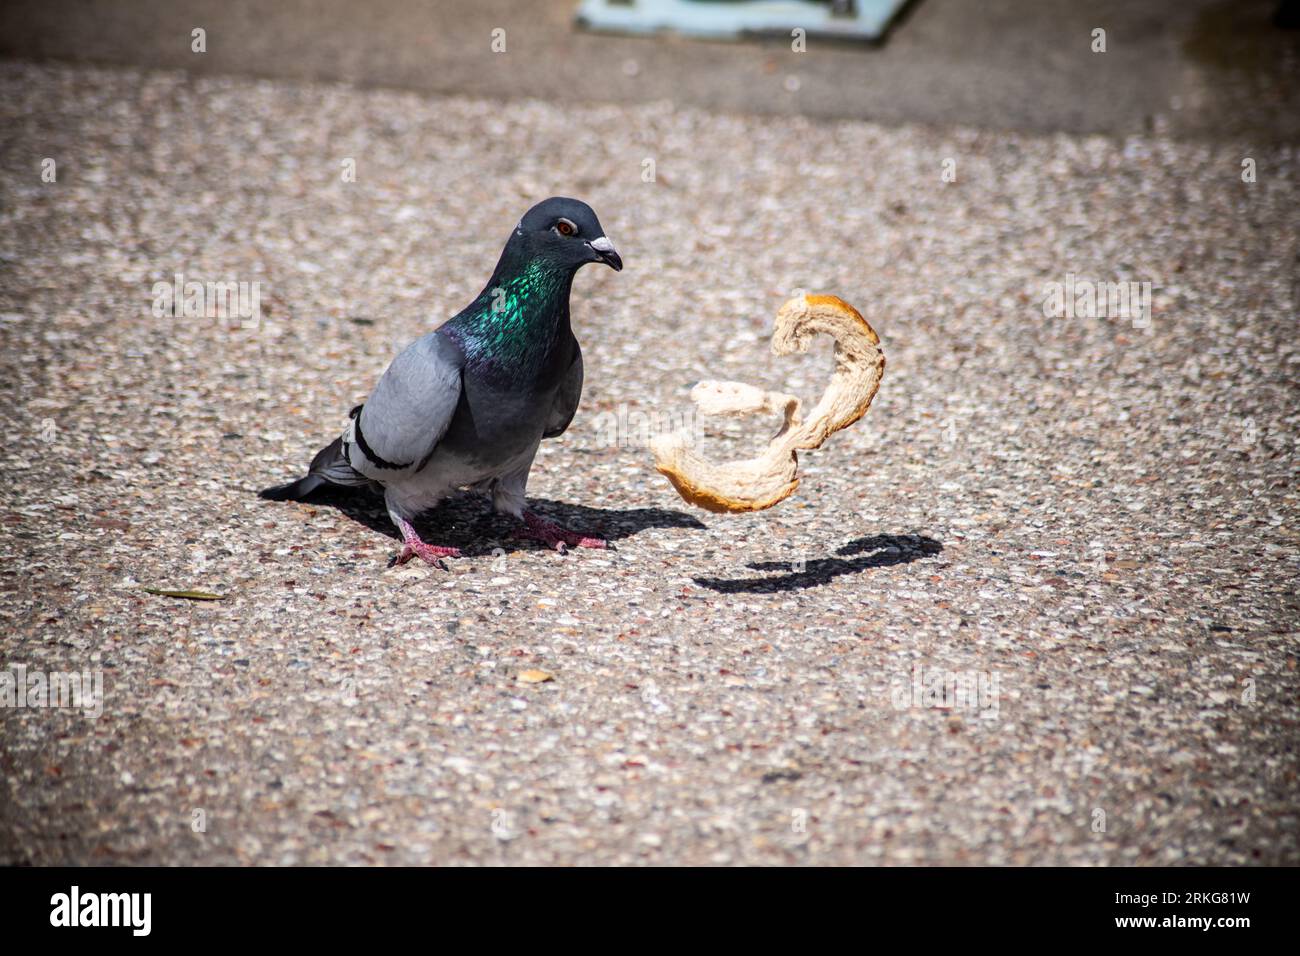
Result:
[296, 486, 705, 557]
[694, 533, 944, 593]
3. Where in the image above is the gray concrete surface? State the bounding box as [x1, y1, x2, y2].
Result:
[2, 0, 1299, 142]
[1, 56, 1296, 865]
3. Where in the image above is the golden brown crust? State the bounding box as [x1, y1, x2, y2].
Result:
[655, 463, 799, 514]
[805, 294, 880, 345]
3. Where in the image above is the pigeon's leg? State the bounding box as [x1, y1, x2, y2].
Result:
[490, 460, 606, 553]
[515, 510, 607, 553]
[390, 517, 462, 568]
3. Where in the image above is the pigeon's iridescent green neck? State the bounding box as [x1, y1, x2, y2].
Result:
[452, 259, 573, 372]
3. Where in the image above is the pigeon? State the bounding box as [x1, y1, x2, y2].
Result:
[259, 197, 622, 565]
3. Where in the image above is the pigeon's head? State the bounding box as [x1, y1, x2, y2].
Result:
[513, 197, 622, 273]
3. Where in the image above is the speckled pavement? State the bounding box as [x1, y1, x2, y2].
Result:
[1, 60, 1296, 865]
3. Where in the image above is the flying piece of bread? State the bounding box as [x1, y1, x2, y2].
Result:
[651, 294, 884, 513]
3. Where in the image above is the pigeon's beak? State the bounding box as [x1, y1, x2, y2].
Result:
[588, 236, 623, 272]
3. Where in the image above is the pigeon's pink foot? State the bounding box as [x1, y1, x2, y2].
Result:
[391, 518, 461, 568]
[516, 510, 607, 553]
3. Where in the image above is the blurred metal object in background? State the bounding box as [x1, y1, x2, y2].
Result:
[575, 0, 911, 43]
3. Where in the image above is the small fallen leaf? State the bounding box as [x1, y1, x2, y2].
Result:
[517, 669, 554, 684]
[142, 587, 226, 601]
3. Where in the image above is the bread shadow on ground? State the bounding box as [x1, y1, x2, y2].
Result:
[285, 485, 707, 556]
[693, 533, 944, 593]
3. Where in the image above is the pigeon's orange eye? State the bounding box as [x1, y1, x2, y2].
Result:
[556, 219, 576, 237]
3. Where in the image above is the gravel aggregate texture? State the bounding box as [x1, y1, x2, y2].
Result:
[0, 59, 1297, 865]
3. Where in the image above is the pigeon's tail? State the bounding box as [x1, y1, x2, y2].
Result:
[258, 474, 326, 501]
[258, 436, 370, 501]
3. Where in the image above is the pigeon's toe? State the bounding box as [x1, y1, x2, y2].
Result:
[518, 510, 607, 553]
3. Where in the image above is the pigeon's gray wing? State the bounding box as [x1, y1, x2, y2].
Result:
[344, 331, 465, 480]
[543, 344, 583, 439]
